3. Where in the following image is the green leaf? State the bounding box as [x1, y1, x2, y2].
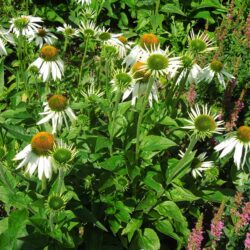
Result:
[122, 218, 142, 242]
[155, 219, 180, 242]
[154, 201, 189, 238]
[143, 171, 164, 193]
[194, 11, 215, 24]
[141, 135, 176, 152]
[1, 124, 32, 142]
[167, 185, 200, 202]
[99, 155, 125, 171]
[130, 228, 160, 250]
[161, 4, 186, 16]
[136, 190, 158, 211]
[36, 7, 64, 23]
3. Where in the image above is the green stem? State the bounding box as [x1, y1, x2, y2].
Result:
[167, 134, 198, 184]
[41, 176, 47, 191]
[135, 76, 155, 161]
[78, 35, 90, 86]
[49, 211, 55, 231]
[56, 168, 64, 195]
[63, 37, 69, 56]
[110, 91, 122, 155]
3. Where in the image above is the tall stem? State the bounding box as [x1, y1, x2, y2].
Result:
[78, 35, 90, 86]
[135, 77, 155, 161]
[110, 91, 122, 155]
[56, 168, 64, 195]
[49, 211, 55, 231]
[167, 134, 198, 184]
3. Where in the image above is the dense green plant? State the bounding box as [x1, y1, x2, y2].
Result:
[0, 0, 249, 249]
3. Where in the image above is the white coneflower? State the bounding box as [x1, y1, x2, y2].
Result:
[79, 21, 99, 37]
[79, 7, 96, 20]
[215, 125, 250, 170]
[201, 60, 235, 88]
[188, 29, 217, 54]
[111, 68, 136, 92]
[179, 151, 214, 178]
[57, 23, 79, 38]
[98, 27, 128, 58]
[29, 28, 57, 48]
[75, 0, 91, 5]
[176, 53, 202, 85]
[183, 104, 225, 140]
[13, 132, 55, 180]
[52, 140, 77, 169]
[124, 33, 160, 67]
[30, 44, 64, 81]
[9, 15, 43, 37]
[0, 28, 14, 56]
[81, 83, 104, 102]
[122, 61, 158, 106]
[37, 94, 76, 134]
[140, 45, 182, 79]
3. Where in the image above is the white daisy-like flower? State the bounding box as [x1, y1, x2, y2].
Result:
[0, 28, 14, 56]
[9, 15, 43, 37]
[188, 29, 217, 54]
[29, 28, 57, 48]
[75, 0, 91, 5]
[79, 7, 96, 20]
[79, 21, 99, 37]
[98, 27, 128, 58]
[81, 83, 104, 102]
[122, 61, 158, 107]
[57, 23, 79, 38]
[179, 151, 214, 178]
[30, 44, 64, 82]
[215, 125, 250, 170]
[200, 60, 235, 88]
[176, 53, 202, 85]
[37, 94, 76, 134]
[52, 140, 77, 168]
[13, 132, 55, 180]
[183, 104, 225, 140]
[140, 45, 182, 79]
[124, 33, 160, 67]
[111, 68, 137, 92]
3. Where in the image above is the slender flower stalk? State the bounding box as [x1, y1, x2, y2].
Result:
[78, 35, 90, 86]
[135, 76, 156, 161]
[210, 202, 225, 246]
[245, 232, 250, 250]
[188, 214, 204, 250]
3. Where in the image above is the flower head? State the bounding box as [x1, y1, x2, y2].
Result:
[183, 104, 225, 140]
[245, 232, 250, 249]
[201, 60, 235, 88]
[111, 68, 136, 91]
[30, 44, 64, 81]
[75, 0, 91, 5]
[188, 29, 217, 54]
[179, 151, 214, 178]
[57, 23, 79, 37]
[13, 132, 56, 180]
[45, 193, 67, 213]
[215, 125, 250, 169]
[140, 45, 182, 78]
[140, 33, 160, 50]
[29, 28, 57, 48]
[52, 140, 77, 169]
[37, 94, 77, 134]
[79, 21, 99, 37]
[9, 15, 43, 37]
